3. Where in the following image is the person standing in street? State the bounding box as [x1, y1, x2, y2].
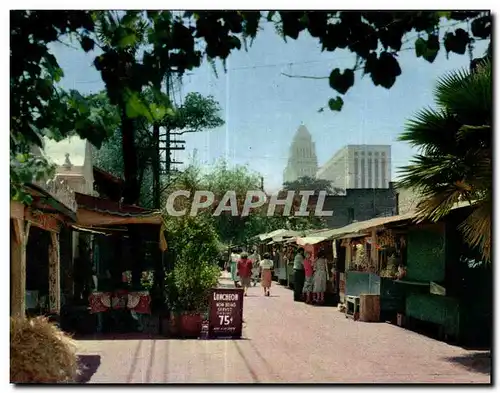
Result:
[229, 248, 241, 287]
[259, 252, 274, 296]
[313, 249, 329, 305]
[237, 251, 253, 296]
[249, 248, 261, 287]
[302, 252, 314, 304]
[293, 248, 305, 302]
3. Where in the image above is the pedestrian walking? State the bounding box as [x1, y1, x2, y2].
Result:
[259, 252, 274, 296]
[229, 248, 241, 287]
[249, 248, 261, 287]
[313, 250, 329, 305]
[302, 252, 314, 304]
[293, 248, 305, 302]
[237, 251, 253, 296]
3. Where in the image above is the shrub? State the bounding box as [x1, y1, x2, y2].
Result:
[163, 215, 221, 313]
[165, 261, 220, 313]
[10, 316, 78, 383]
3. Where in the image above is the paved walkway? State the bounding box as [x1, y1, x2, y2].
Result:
[76, 275, 491, 383]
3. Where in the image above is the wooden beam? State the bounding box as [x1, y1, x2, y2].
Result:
[10, 201, 25, 221]
[48, 232, 61, 314]
[11, 219, 31, 318]
[25, 209, 60, 233]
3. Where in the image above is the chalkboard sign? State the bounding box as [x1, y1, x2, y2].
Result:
[208, 288, 244, 339]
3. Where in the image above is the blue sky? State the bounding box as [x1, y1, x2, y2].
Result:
[49, 19, 487, 193]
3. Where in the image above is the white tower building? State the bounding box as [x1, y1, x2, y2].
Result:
[283, 124, 319, 184]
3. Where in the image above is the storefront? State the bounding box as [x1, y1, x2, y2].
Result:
[10, 181, 78, 319]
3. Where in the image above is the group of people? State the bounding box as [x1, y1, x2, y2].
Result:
[227, 248, 274, 296]
[225, 246, 329, 304]
[292, 247, 329, 305]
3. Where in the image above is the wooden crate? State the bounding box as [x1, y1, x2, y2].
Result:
[359, 294, 380, 322]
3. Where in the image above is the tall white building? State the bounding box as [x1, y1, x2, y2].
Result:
[316, 145, 391, 190]
[283, 124, 319, 184]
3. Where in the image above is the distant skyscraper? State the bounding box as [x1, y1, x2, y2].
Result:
[283, 124, 319, 184]
[317, 145, 391, 190]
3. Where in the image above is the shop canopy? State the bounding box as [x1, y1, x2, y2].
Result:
[74, 192, 167, 251]
[296, 236, 330, 246]
[257, 229, 300, 242]
[296, 201, 474, 244]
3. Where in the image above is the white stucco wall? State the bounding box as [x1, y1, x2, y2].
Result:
[43, 135, 95, 196]
[397, 186, 423, 215]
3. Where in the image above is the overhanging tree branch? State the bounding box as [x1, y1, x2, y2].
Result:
[281, 72, 328, 80]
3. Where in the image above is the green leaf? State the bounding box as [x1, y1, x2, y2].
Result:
[437, 11, 452, 19]
[229, 36, 241, 50]
[80, 35, 95, 52]
[119, 32, 138, 47]
[471, 16, 491, 39]
[444, 29, 470, 55]
[125, 91, 152, 121]
[370, 52, 401, 89]
[329, 68, 355, 95]
[43, 53, 64, 82]
[328, 96, 344, 111]
[149, 103, 174, 121]
[415, 37, 426, 57]
[422, 34, 440, 63]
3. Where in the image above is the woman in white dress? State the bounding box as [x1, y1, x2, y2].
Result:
[259, 253, 274, 296]
[313, 250, 329, 305]
[249, 249, 261, 286]
[229, 248, 241, 287]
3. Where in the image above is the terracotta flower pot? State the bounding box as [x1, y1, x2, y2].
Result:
[166, 312, 202, 338]
[178, 313, 202, 338]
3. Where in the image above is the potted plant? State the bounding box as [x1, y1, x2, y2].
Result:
[162, 215, 221, 338]
[165, 260, 219, 338]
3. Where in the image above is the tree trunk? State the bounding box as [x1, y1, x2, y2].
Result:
[152, 123, 160, 209]
[120, 104, 140, 205]
[119, 102, 142, 287]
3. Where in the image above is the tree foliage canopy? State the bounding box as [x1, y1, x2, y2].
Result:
[90, 90, 224, 207]
[283, 176, 343, 195]
[164, 160, 329, 243]
[10, 10, 491, 204]
[397, 60, 491, 261]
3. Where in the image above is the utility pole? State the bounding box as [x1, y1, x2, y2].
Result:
[158, 74, 185, 190]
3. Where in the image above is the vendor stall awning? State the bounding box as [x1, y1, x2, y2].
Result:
[306, 201, 474, 242]
[76, 208, 163, 226]
[296, 236, 329, 246]
[74, 192, 167, 251]
[336, 233, 369, 240]
[258, 229, 299, 241]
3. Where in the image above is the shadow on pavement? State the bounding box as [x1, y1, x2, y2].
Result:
[234, 340, 259, 382]
[444, 352, 491, 375]
[203, 337, 251, 341]
[74, 333, 170, 341]
[76, 354, 101, 383]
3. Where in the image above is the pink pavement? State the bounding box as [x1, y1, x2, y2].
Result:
[76, 275, 491, 383]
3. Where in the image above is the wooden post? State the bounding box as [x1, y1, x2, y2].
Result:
[49, 232, 61, 314]
[371, 229, 378, 271]
[345, 239, 352, 270]
[11, 218, 31, 318]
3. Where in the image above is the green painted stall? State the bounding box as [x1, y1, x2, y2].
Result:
[403, 223, 460, 338]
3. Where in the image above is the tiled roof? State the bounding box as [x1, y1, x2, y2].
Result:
[75, 192, 158, 217]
